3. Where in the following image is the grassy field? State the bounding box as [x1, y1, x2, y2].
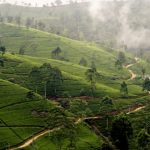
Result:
[0, 52, 145, 98]
[1, 23, 148, 98]
[0, 23, 150, 149]
[0, 79, 45, 148]
[0, 79, 102, 149]
[25, 124, 102, 150]
[0, 23, 130, 78]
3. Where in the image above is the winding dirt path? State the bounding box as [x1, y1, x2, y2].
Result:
[127, 106, 146, 114]
[8, 103, 146, 150]
[9, 127, 62, 150]
[8, 57, 144, 150]
[125, 57, 140, 80]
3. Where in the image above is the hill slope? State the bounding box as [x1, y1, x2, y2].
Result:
[0, 23, 129, 79]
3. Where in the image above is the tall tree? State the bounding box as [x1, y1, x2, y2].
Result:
[51, 47, 62, 59]
[0, 46, 6, 55]
[85, 62, 97, 96]
[120, 81, 128, 96]
[0, 58, 4, 67]
[29, 67, 40, 93]
[143, 78, 150, 93]
[111, 115, 133, 150]
[29, 63, 63, 98]
[46, 67, 63, 97]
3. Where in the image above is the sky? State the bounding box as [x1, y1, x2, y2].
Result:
[0, 0, 89, 6]
[0, 0, 123, 7]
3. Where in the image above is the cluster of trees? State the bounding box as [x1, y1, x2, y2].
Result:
[0, 13, 46, 30]
[103, 114, 150, 150]
[29, 63, 63, 98]
[46, 107, 79, 150]
[110, 115, 133, 150]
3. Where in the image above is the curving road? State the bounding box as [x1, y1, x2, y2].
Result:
[8, 58, 145, 150]
[125, 57, 140, 80]
[8, 103, 146, 150]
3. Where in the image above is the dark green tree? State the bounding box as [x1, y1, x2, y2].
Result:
[0, 58, 4, 67]
[143, 78, 150, 92]
[0, 46, 6, 55]
[120, 81, 128, 96]
[29, 63, 63, 98]
[85, 62, 97, 96]
[46, 67, 63, 97]
[102, 96, 113, 105]
[51, 47, 62, 59]
[111, 115, 133, 150]
[29, 67, 41, 93]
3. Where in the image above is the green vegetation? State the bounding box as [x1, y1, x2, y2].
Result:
[0, 21, 149, 150]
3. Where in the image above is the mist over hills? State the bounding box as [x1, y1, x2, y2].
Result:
[0, 0, 150, 54]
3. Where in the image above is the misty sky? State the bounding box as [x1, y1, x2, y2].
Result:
[0, 0, 89, 6]
[0, 0, 121, 6]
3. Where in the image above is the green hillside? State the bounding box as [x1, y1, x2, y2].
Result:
[0, 23, 150, 150]
[0, 23, 146, 98]
[0, 79, 47, 148]
[0, 52, 144, 98]
[0, 23, 129, 79]
[0, 79, 102, 149]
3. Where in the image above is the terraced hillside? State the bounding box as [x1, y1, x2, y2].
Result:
[0, 79, 48, 149]
[0, 23, 129, 79]
[0, 24, 147, 97]
[0, 79, 102, 150]
[0, 23, 150, 150]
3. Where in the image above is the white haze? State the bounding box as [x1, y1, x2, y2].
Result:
[0, 0, 89, 6]
[89, 0, 150, 50]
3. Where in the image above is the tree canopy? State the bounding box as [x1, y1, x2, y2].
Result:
[143, 78, 150, 92]
[111, 115, 133, 150]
